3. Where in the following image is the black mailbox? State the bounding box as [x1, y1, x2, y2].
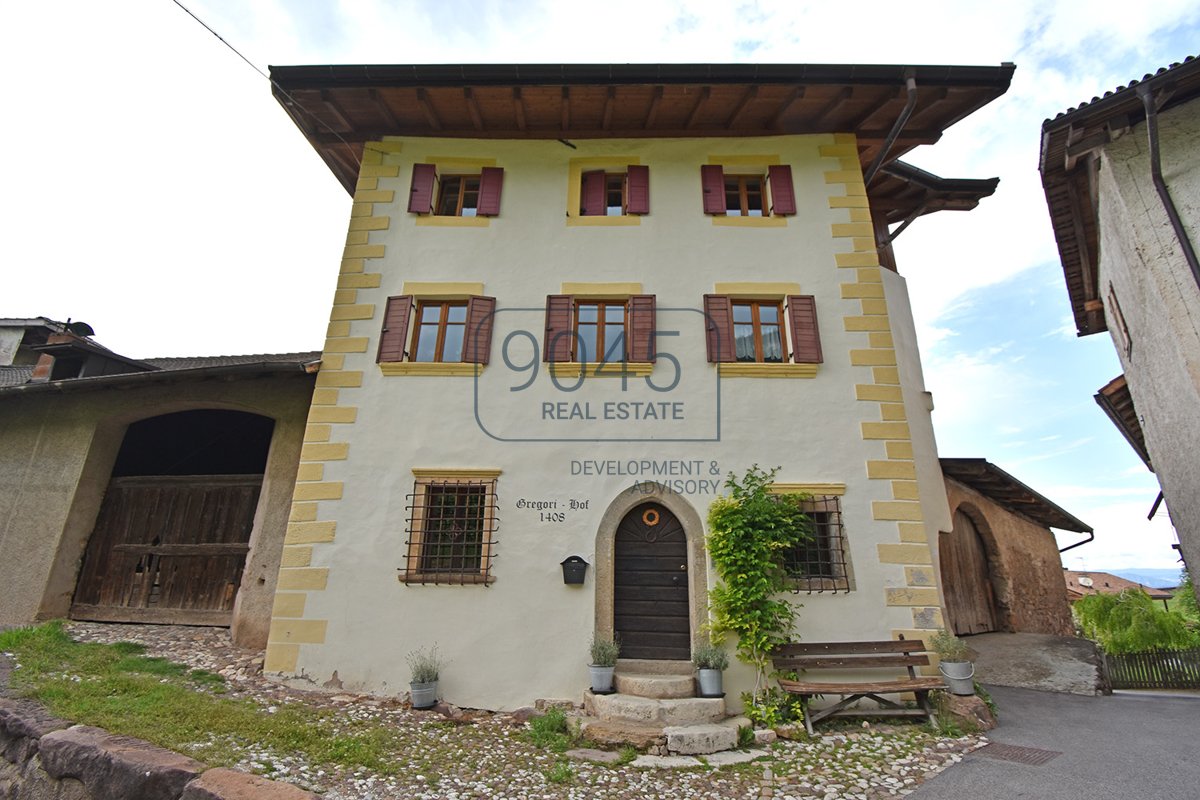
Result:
[560, 556, 589, 585]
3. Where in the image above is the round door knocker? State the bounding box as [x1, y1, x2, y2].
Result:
[642, 508, 661, 527]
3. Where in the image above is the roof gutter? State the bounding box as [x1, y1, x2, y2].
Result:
[863, 72, 918, 186]
[1057, 530, 1094, 554]
[1136, 83, 1200, 292]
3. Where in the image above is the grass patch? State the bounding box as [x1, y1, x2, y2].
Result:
[525, 707, 573, 753]
[0, 622, 404, 773]
[544, 761, 574, 785]
[615, 745, 639, 765]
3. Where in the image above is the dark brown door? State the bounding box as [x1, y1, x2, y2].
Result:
[940, 508, 998, 635]
[71, 475, 261, 626]
[614, 503, 690, 659]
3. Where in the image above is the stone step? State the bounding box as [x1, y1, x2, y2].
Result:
[584, 691, 726, 725]
[616, 658, 693, 676]
[664, 723, 739, 755]
[613, 672, 695, 699]
[577, 718, 665, 750]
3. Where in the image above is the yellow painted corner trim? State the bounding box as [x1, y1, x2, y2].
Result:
[711, 215, 788, 228]
[770, 483, 847, 496]
[713, 282, 802, 297]
[415, 215, 490, 227]
[549, 361, 654, 378]
[707, 154, 782, 166]
[402, 281, 485, 298]
[412, 468, 503, 479]
[560, 282, 644, 296]
[717, 363, 818, 378]
[379, 362, 483, 377]
[566, 215, 642, 227]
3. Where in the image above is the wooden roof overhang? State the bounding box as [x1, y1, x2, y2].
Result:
[0, 359, 320, 399]
[940, 457, 1092, 533]
[1040, 56, 1200, 336]
[871, 161, 1000, 225]
[1094, 374, 1151, 469]
[269, 62, 1015, 195]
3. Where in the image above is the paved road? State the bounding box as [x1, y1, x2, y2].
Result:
[912, 685, 1199, 800]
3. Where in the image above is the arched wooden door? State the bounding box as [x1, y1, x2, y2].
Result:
[614, 503, 690, 660]
[940, 508, 998, 635]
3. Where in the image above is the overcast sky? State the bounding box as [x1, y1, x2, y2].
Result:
[4, 1, 1198, 571]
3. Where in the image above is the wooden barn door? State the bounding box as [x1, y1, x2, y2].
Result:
[614, 503, 691, 660]
[71, 475, 262, 626]
[940, 508, 998, 635]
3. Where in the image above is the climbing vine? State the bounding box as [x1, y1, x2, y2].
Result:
[707, 465, 812, 720]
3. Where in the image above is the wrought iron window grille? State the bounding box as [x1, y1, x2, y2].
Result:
[401, 479, 499, 586]
[784, 496, 852, 594]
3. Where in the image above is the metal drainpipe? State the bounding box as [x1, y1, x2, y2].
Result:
[1135, 84, 1200, 291]
[863, 74, 918, 187]
[1058, 531, 1094, 554]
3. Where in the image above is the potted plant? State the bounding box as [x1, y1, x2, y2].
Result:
[589, 634, 620, 694]
[692, 641, 729, 697]
[406, 644, 442, 709]
[929, 629, 975, 696]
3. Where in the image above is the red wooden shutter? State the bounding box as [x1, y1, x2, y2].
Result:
[581, 170, 606, 216]
[768, 164, 796, 216]
[462, 296, 497, 365]
[544, 295, 573, 363]
[703, 295, 736, 363]
[700, 165, 725, 215]
[627, 295, 657, 362]
[787, 295, 823, 364]
[408, 164, 436, 215]
[476, 167, 504, 216]
[626, 165, 650, 215]
[377, 295, 414, 362]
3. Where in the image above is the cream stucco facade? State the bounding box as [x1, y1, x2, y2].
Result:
[266, 133, 953, 710]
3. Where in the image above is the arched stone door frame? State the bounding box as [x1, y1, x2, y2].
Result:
[594, 483, 709, 659]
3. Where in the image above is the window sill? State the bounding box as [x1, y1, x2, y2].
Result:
[549, 362, 655, 378]
[566, 215, 642, 227]
[785, 577, 853, 593]
[379, 362, 484, 377]
[718, 363, 818, 378]
[415, 216, 491, 227]
[397, 571, 495, 585]
[711, 215, 788, 228]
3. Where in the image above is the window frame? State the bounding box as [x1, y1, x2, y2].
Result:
[782, 495, 853, 593]
[723, 174, 766, 217]
[731, 300, 785, 363]
[401, 475, 499, 585]
[435, 174, 482, 217]
[572, 299, 629, 363]
[409, 301, 469, 363]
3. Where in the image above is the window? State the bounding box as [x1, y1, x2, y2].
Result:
[544, 294, 656, 364]
[377, 295, 496, 367]
[783, 496, 852, 593]
[703, 294, 822, 365]
[402, 476, 499, 585]
[408, 164, 503, 217]
[580, 165, 650, 216]
[732, 301, 784, 363]
[701, 164, 796, 217]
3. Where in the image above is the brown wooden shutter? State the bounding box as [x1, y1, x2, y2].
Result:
[703, 295, 735, 362]
[627, 295, 656, 362]
[626, 165, 650, 215]
[768, 164, 797, 216]
[700, 165, 725, 215]
[377, 295, 414, 362]
[544, 295, 573, 362]
[476, 167, 504, 216]
[787, 295, 823, 364]
[581, 170, 605, 216]
[408, 164, 436, 215]
[462, 296, 497, 365]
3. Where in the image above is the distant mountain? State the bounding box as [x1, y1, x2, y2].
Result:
[1097, 568, 1184, 589]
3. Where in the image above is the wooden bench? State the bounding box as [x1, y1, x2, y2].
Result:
[772, 639, 947, 734]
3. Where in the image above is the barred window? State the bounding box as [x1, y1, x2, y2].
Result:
[784, 496, 852, 593]
[402, 477, 499, 585]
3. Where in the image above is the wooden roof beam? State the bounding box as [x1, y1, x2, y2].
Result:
[810, 87, 853, 125]
[320, 90, 354, 131]
[464, 88, 484, 131]
[847, 87, 901, 130]
[726, 85, 758, 127]
[769, 85, 806, 129]
[685, 86, 711, 129]
[602, 87, 616, 130]
[644, 86, 663, 129]
[512, 87, 526, 131]
[416, 89, 442, 130]
[561, 86, 570, 130]
[369, 89, 400, 130]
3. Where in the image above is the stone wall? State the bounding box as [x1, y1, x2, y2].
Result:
[0, 698, 314, 800]
[943, 478, 1075, 636]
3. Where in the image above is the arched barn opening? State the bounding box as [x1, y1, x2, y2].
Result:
[71, 410, 275, 626]
[940, 507, 1000, 636]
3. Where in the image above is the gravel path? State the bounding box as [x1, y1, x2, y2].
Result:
[62, 622, 982, 799]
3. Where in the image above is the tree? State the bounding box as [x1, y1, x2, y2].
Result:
[1073, 588, 1200, 654]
